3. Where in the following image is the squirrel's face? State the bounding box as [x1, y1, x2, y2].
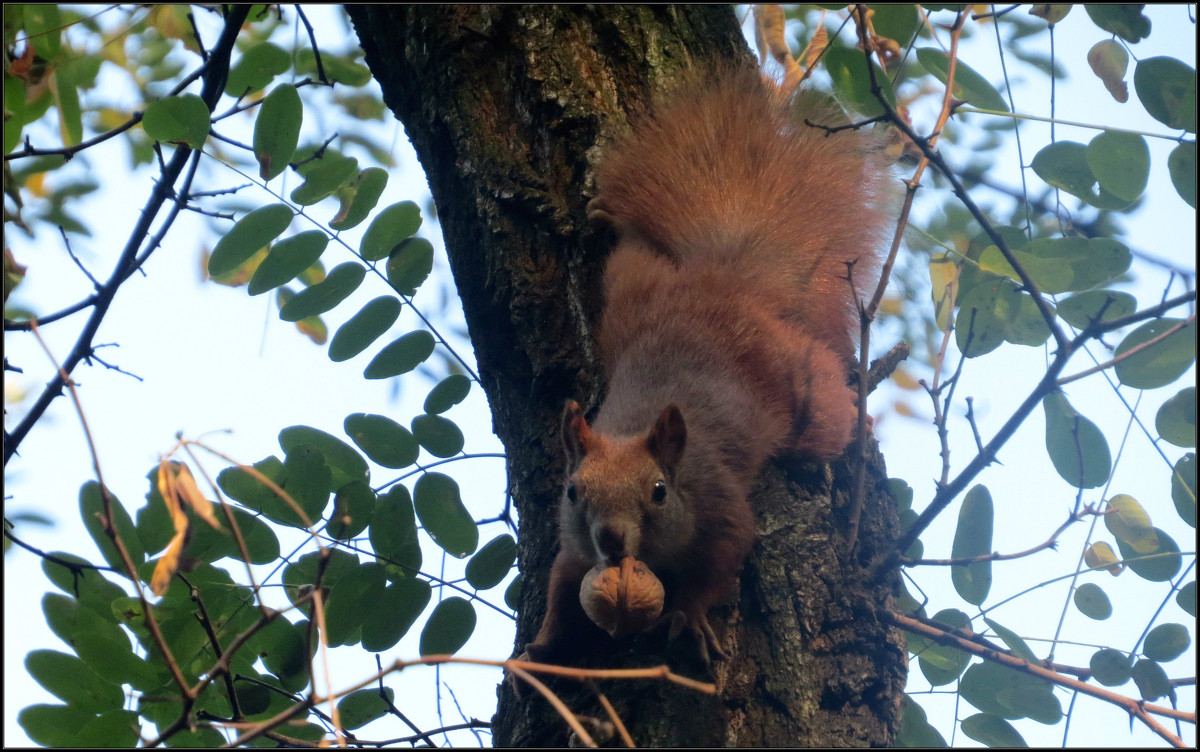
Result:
[559, 400, 694, 569]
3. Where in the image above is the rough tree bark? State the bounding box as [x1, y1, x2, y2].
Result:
[348, 5, 906, 747]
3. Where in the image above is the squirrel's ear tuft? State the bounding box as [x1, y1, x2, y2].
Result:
[647, 404, 687, 473]
[562, 400, 594, 467]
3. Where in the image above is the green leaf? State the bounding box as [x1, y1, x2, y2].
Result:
[252, 617, 310, 693]
[344, 413, 420, 469]
[386, 237, 435, 295]
[1090, 648, 1132, 686]
[1084, 5, 1151, 43]
[328, 480, 376, 540]
[916, 609, 971, 686]
[983, 617, 1038, 663]
[42, 593, 129, 654]
[1028, 142, 1133, 208]
[324, 562, 387, 647]
[1030, 141, 1099, 199]
[1171, 453, 1196, 528]
[290, 155, 360, 206]
[282, 548, 360, 609]
[279, 261, 365, 321]
[1168, 141, 1197, 207]
[1177, 581, 1197, 617]
[1086, 131, 1149, 202]
[26, 650, 122, 712]
[413, 472, 478, 558]
[363, 330, 436, 379]
[870, 5, 921, 45]
[80, 482, 144, 574]
[208, 204, 293, 278]
[1022, 237, 1131, 292]
[70, 709, 140, 747]
[1131, 659, 1173, 701]
[22, 4, 62, 59]
[279, 425, 370, 490]
[361, 578, 431, 652]
[822, 46, 896, 118]
[977, 246, 1072, 294]
[248, 230, 329, 295]
[253, 83, 303, 180]
[1143, 622, 1190, 662]
[1104, 494, 1158, 553]
[1113, 318, 1197, 389]
[960, 660, 1055, 721]
[951, 486, 993, 605]
[330, 168, 389, 231]
[895, 694, 947, 748]
[217, 455, 285, 517]
[916, 48, 1009, 112]
[960, 714, 1027, 748]
[226, 41, 290, 97]
[424, 373, 472, 414]
[51, 63, 82, 148]
[504, 573, 523, 611]
[419, 597, 476, 656]
[296, 48, 372, 87]
[1043, 391, 1112, 489]
[466, 534, 517, 590]
[337, 687, 394, 730]
[72, 632, 161, 691]
[371, 484, 423, 576]
[142, 93, 210, 150]
[42, 552, 128, 617]
[361, 201, 422, 261]
[1134, 57, 1197, 133]
[1004, 292, 1053, 347]
[1056, 290, 1136, 330]
[1073, 582, 1112, 620]
[412, 413, 465, 458]
[19, 705, 99, 747]
[4, 75, 27, 154]
[1116, 526, 1182, 582]
[275, 444, 333, 526]
[955, 279, 1020, 357]
[329, 296, 402, 362]
[228, 507, 281, 564]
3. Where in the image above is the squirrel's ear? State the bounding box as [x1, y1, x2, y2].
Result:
[562, 400, 594, 467]
[647, 404, 687, 474]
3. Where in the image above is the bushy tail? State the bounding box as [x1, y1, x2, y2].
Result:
[591, 65, 891, 360]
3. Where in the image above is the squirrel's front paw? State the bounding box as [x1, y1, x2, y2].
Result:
[661, 609, 730, 670]
[585, 196, 616, 226]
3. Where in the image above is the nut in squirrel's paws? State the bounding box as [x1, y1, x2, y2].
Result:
[579, 557, 665, 638]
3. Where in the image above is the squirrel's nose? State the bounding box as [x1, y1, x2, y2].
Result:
[593, 521, 629, 563]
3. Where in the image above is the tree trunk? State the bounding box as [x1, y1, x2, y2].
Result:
[349, 5, 906, 746]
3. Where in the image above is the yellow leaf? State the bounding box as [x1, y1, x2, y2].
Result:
[929, 253, 960, 332]
[172, 463, 221, 530]
[157, 459, 186, 534]
[1084, 541, 1124, 576]
[26, 172, 47, 199]
[295, 315, 328, 345]
[151, 528, 187, 595]
[891, 366, 921, 391]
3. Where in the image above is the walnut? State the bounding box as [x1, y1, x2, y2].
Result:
[579, 556, 665, 638]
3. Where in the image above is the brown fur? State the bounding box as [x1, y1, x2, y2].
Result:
[526, 65, 890, 664]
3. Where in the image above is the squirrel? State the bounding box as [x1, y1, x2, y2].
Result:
[524, 64, 890, 667]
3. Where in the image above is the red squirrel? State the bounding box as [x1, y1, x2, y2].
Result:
[526, 65, 890, 666]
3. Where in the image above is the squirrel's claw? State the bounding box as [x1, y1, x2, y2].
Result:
[661, 609, 729, 670]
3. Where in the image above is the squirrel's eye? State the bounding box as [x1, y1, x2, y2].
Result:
[651, 480, 668, 504]
[565, 482, 578, 503]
